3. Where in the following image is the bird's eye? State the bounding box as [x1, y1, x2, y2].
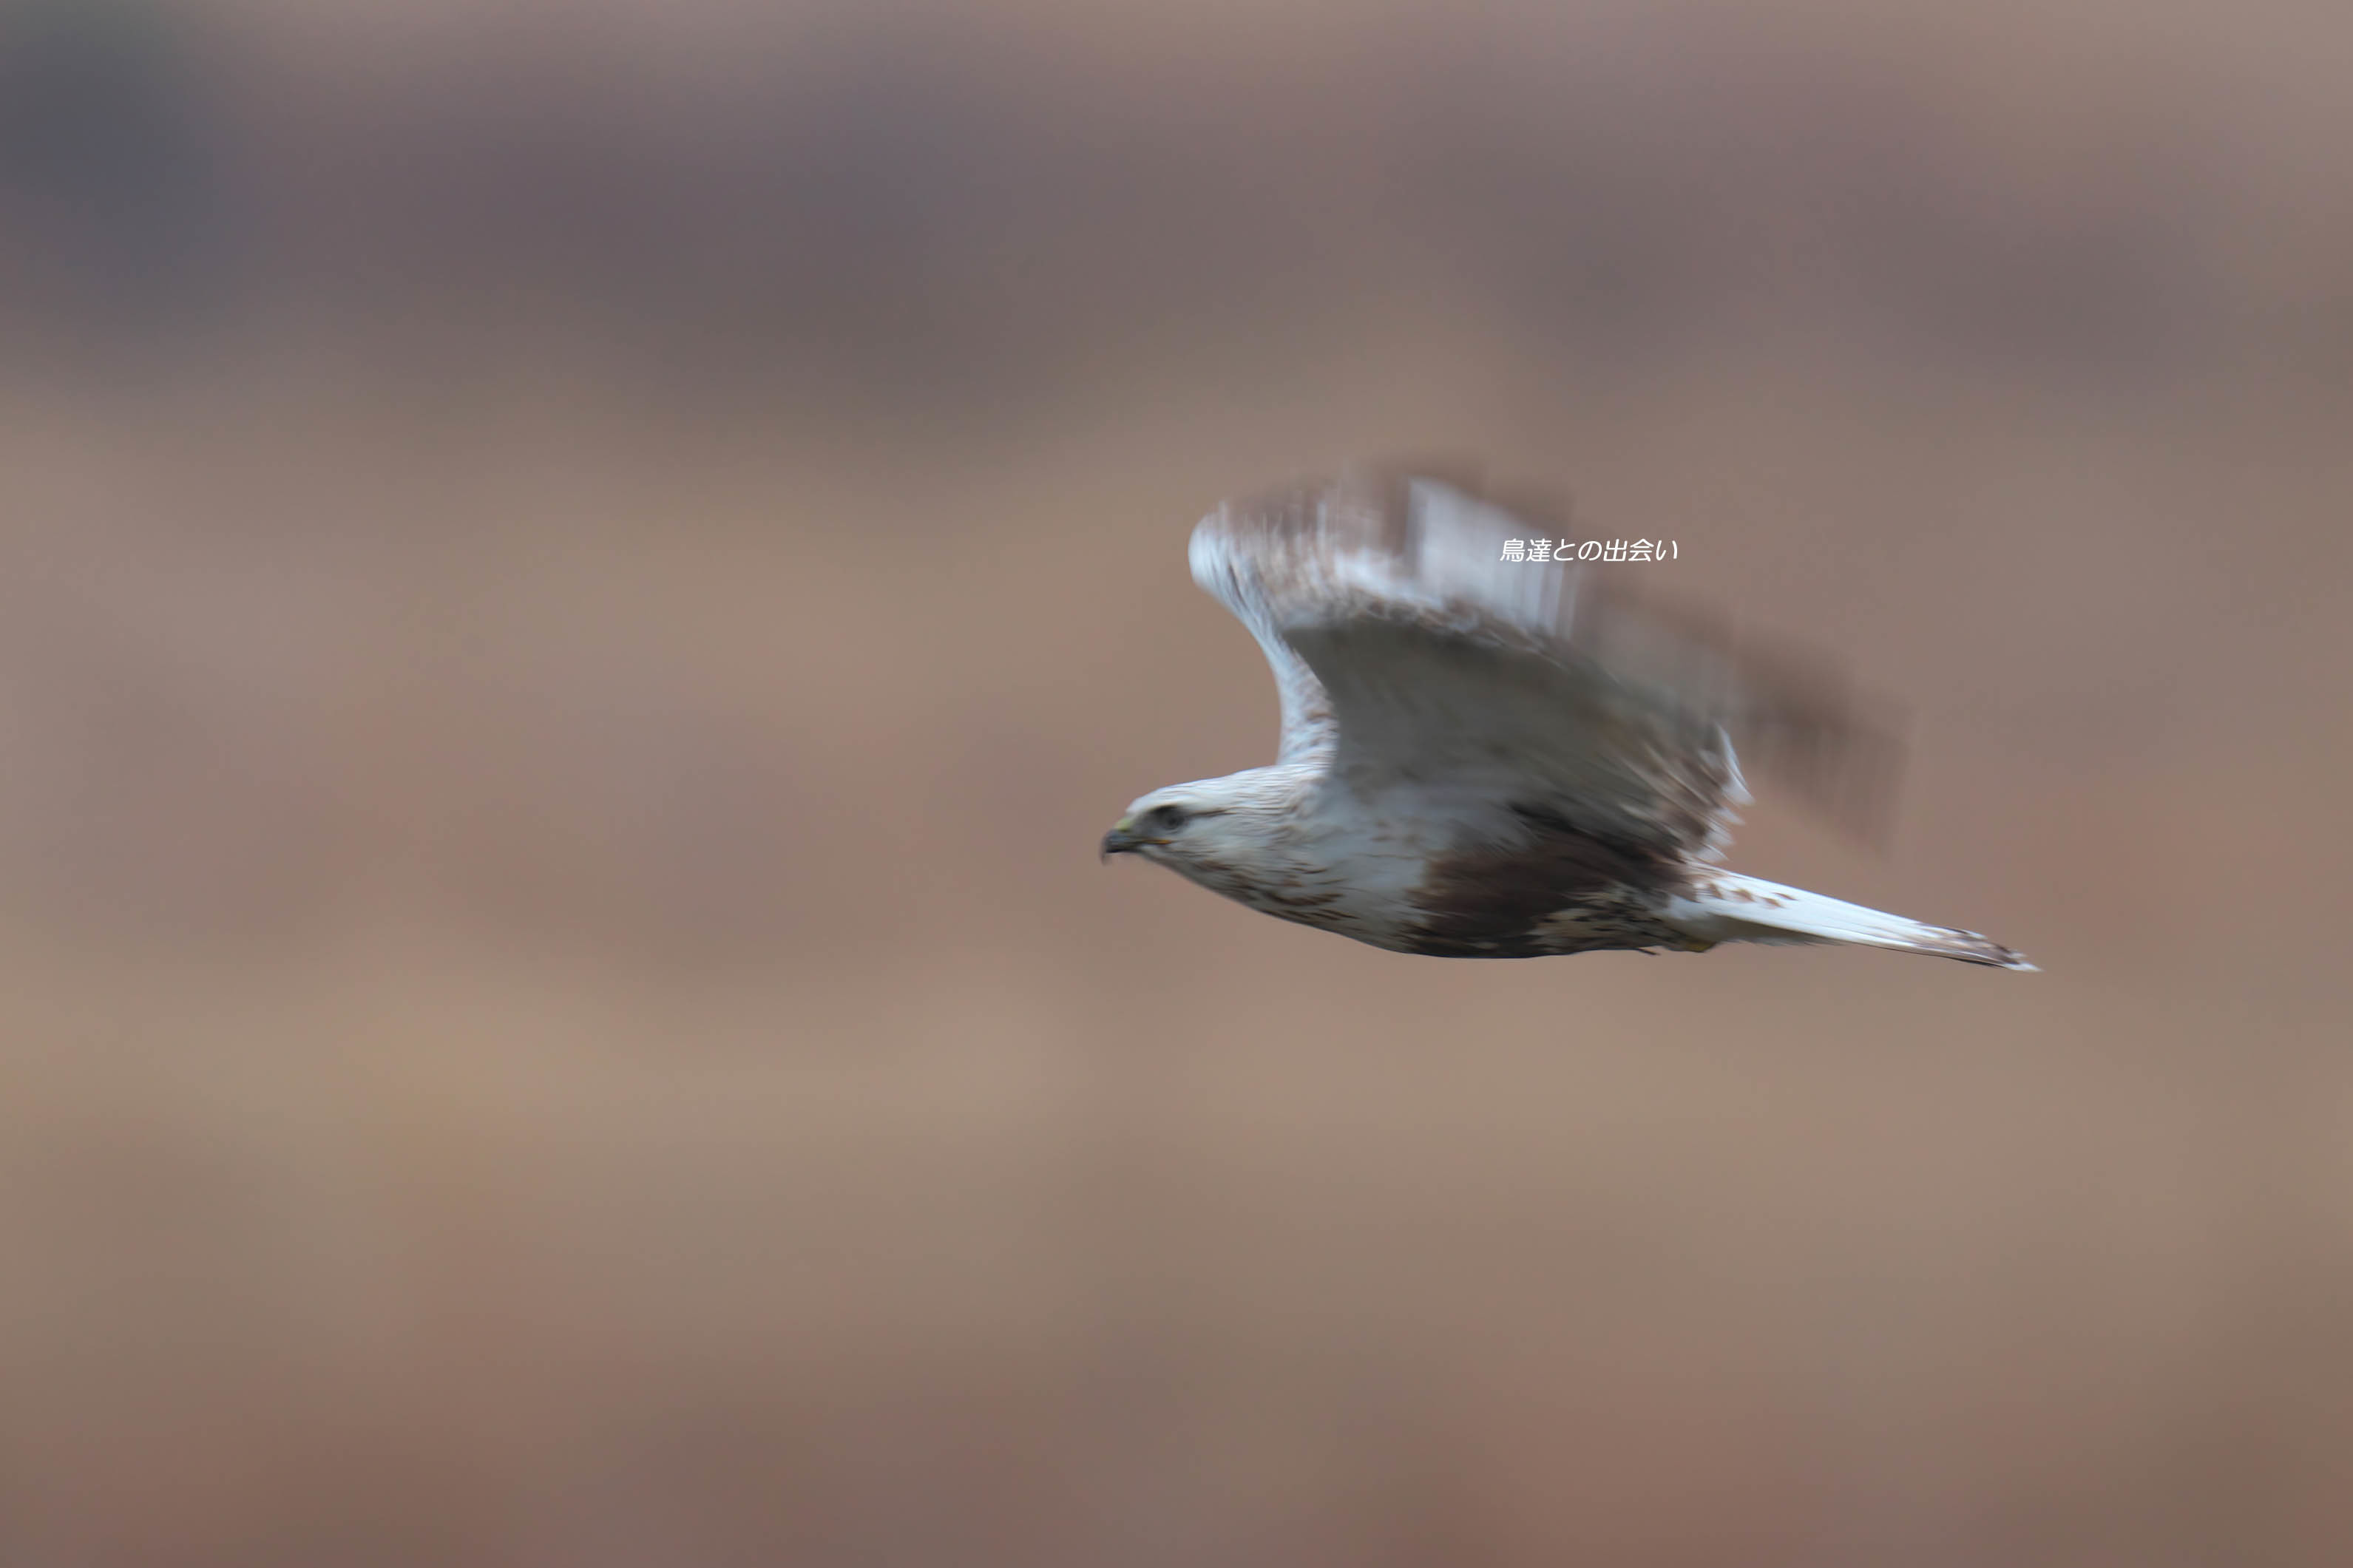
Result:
[1154, 806, 1191, 832]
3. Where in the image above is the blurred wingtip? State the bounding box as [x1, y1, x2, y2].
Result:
[1590, 569, 1914, 852]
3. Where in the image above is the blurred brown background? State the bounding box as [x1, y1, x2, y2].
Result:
[0, 1, 2347, 1564]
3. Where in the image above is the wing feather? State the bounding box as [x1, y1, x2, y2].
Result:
[1188, 467, 1897, 859]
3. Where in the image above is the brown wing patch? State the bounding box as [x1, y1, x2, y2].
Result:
[1404, 821, 1677, 958]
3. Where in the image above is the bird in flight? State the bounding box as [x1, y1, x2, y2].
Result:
[1102, 469, 2033, 968]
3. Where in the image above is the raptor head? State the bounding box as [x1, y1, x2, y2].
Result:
[1100, 772, 1300, 879]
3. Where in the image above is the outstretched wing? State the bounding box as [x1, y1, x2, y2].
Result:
[1188, 467, 1897, 860]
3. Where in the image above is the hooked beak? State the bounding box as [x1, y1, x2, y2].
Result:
[1100, 818, 1146, 861]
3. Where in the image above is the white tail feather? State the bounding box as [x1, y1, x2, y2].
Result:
[1661, 872, 2034, 969]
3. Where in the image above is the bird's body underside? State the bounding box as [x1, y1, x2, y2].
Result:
[1103, 468, 2033, 971]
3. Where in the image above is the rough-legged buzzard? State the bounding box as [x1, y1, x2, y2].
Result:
[1102, 469, 2033, 968]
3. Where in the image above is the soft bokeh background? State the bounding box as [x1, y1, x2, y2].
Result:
[1, 1, 2348, 1563]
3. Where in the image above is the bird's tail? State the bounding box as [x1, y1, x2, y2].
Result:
[1659, 872, 2034, 969]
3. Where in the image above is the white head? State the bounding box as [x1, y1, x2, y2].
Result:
[1100, 769, 1306, 894]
